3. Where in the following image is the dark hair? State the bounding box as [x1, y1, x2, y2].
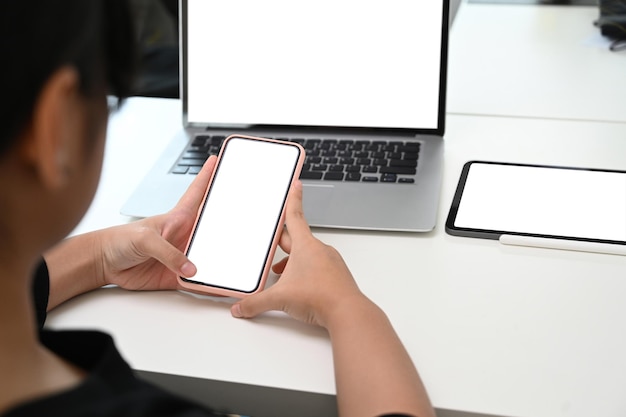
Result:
[0, 0, 136, 155]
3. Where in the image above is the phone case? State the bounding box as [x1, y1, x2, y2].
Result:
[177, 134, 305, 298]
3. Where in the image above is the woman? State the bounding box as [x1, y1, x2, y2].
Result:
[0, 1, 434, 416]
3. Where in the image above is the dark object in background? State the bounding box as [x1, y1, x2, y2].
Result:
[135, 44, 179, 98]
[132, 0, 180, 98]
[468, 0, 598, 5]
[596, 0, 626, 51]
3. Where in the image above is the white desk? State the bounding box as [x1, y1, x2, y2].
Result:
[48, 97, 626, 417]
[448, 2, 626, 123]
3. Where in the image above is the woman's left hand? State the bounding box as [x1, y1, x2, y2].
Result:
[99, 156, 217, 291]
[44, 156, 216, 310]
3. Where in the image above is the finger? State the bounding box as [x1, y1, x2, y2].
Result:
[134, 231, 197, 279]
[173, 155, 217, 213]
[231, 287, 280, 319]
[271, 256, 289, 274]
[278, 225, 292, 254]
[283, 180, 312, 242]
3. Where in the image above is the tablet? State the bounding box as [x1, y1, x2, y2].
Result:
[445, 161, 626, 245]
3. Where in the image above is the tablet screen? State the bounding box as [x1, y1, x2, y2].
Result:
[446, 161, 626, 243]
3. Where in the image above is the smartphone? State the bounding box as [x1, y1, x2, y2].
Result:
[445, 161, 626, 244]
[178, 135, 305, 297]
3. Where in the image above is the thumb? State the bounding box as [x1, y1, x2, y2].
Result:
[283, 180, 311, 242]
[132, 228, 197, 279]
[231, 288, 279, 319]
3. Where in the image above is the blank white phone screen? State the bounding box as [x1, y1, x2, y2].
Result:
[454, 163, 626, 241]
[185, 138, 301, 292]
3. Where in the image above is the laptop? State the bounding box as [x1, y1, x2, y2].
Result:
[122, 0, 449, 232]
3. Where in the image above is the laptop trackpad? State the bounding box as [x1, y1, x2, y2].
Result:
[302, 184, 334, 220]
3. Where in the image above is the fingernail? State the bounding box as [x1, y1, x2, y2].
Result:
[231, 303, 243, 318]
[180, 262, 196, 278]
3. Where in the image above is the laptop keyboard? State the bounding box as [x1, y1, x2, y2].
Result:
[171, 135, 420, 184]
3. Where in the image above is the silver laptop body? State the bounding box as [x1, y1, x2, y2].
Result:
[122, 0, 449, 232]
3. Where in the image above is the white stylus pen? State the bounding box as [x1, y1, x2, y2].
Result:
[499, 234, 626, 256]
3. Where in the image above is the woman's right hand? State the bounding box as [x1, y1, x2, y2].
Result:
[230, 180, 368, 328]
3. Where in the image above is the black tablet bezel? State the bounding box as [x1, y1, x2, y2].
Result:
[445, 160, 626, 246]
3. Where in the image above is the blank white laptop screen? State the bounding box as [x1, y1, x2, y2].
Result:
[186, 0, 444, 130]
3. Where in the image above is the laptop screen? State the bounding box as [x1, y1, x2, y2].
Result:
[184, 0, 446, 132]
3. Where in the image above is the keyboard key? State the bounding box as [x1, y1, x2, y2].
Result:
[380, 166, 417, 175]
[373, 158, 388, 166]
[381, 173, 397, 183]
[399, 178, 415, 184]
[329, 164, 344, 172]
[188, 166, 203, 175]
[311, 164, 328, 171]
[403, 152, 419, 161]
[188, 143, 209, 151]
[177, 158, 206, 167]
[172, 166, 189, 174]
[389, 159, 417, 167]
[363, 166, 378, 173]
[183, 151, 207, 159]
[346, 172, 362, 181]
[192, 135, 209, 146]
[324, 172, 344, 181]
[398, 144, 420, 153]
[362, 176, 379, 182]
[300, 171, 323, 180]
[346, 165, 361, 173]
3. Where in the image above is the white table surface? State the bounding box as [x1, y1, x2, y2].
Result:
[448, 2, 626, 123]
[47, 97, 626, 417]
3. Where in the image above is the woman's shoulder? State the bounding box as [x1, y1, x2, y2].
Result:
[5, 329, 224, 417]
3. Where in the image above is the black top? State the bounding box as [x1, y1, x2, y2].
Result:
[3, 260, 414, 417]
